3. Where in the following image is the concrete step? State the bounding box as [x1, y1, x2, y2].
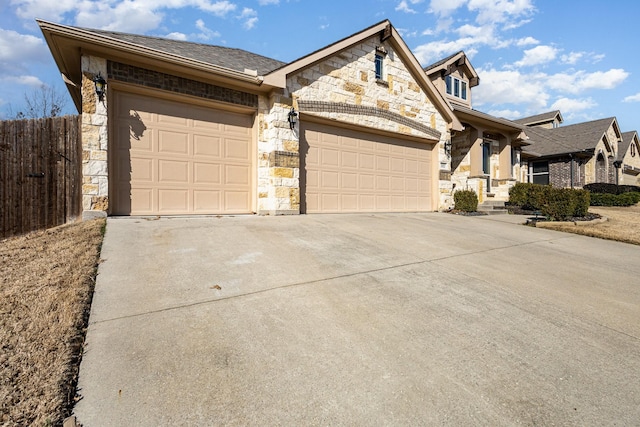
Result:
[477, 200, 507, 215]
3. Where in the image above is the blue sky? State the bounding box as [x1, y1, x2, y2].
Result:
[1, 0, 638, 133]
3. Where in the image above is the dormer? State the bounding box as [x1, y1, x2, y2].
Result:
[424, 51, 479, 109]
[514, 110, 564, 129]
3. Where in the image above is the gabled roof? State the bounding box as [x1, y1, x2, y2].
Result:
[514, 110, 563, 126]
[263, 20, 462, 131]
[451, 103, 529, 143]
[620, 131, 639, 160]
[38, 19, 270, 111]
[523, 117, 620, 158]
[423, 51, 479, 88]
[84, 28, 286, 75]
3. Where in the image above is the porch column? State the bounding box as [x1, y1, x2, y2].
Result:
[498, 135, 512, 179]
[469, 127, 484, 176]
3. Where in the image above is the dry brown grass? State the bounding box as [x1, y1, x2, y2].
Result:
[1, 219, 105, 426]
[537, 204, 640, 245]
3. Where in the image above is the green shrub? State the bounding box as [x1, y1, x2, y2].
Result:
[573, 189, 591, 217]
[508, 183, 551, 210]
[541, 188, 577, 221]
[454, 189, 478, 212]
[590, 192, 640, 206]
[583, 183, 640, 194]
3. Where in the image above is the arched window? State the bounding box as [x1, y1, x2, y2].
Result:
[596, 153, 607, 183]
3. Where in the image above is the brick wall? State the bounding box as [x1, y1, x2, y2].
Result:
[549, 157, 586, 188]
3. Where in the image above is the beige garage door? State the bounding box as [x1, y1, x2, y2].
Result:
[302, 121, 433, 213]
[112, 91, 253, 215]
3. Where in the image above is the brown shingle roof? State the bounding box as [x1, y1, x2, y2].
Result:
[82, 28, 286, 75]
[522, 117, 617, 157]
[513, 110, 563, 126]
[620, 131, 638, 160]
[423, 51, 464, 72]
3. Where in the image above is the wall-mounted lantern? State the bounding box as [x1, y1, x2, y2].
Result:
[287, 107, 297, 129]
[93, 73, 106, 102]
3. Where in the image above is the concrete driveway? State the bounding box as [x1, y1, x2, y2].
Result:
[74, 213, 640, 426]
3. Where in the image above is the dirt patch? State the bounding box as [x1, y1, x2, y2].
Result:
[534, 204, 640, 245]
[0, 219, 105, 426]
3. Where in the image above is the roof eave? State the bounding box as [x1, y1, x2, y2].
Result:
[37, 19, 266, 107]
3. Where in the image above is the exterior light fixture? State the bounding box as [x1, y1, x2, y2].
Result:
[444, 139, 452, 158]
[93, 73, 106, 102]
[287, 107, 297, 129]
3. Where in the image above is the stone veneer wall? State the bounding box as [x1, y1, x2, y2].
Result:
[81, 56, 109, 218]
[284, 36, 449, 210]
[256, 91, 300, 215]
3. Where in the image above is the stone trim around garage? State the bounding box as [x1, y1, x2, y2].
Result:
[297, 100, 441, 140]
[108, 61, 258, 108]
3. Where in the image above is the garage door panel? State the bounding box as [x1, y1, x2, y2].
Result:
[158, 189, 188, 212]
[130, 188, 153, 213]
[225, 165, 251, 186]
[159, 160, 189, 183]
[302, 122, 432, 213]
[112, 91, 253, 215]
[224, 191, 251, 211]
[194, 163, 221, 184]
[158, 131, 189, 155]
[193, 136, 221, 158]
[225, 138, 250, 160]
[194, 191, 220, 212]
[130, 158, 153, 182]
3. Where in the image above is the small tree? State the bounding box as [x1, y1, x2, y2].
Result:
[6, 84, 70, 119]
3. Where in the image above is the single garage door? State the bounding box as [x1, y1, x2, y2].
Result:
[112, 91, 253, 215]
[302, 121, 433, 213]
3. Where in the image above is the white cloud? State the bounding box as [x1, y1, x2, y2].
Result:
[516, 36, 538, 46]
[623, 93, 640, 103]
[195, 18, 221, 40]
[396, 0, 418, 14]
[546, 69, 629, 93]
[0, 29, 47, 63]
[165, 32, 188, 40]
[487, 108, 523, 119]
[238, 8, 258, 30]
[13, 0, 238, 33]
[550, 97, 597, 113]
[428, 0, 467, 16]
[473, 68, 550, 110]
[561, 51, 583, 65]
[514, 45, 558, 67]
[468, 0, 536, 26]
[258, 0, 279, 4]
[1, 75, 44, 87]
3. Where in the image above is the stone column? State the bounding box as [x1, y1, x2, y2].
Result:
[256, 90, 300, 215]
[469, 127, 484, 176]
[80, 55, 109, 219]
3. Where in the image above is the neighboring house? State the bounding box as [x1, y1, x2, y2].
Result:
[620, 131, 640, 185]
[39, 19, 462, 217]
[516, 115, 623, 188]
[424, 51, 529, 203]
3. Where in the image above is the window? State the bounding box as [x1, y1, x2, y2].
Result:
[632, 143, 636, 157]
[445, 75, 467, 100]
[375, 54, 383, 80]
[530, 161, 549, 185]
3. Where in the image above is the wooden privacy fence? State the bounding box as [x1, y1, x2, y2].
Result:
[0, 116, 82, 238]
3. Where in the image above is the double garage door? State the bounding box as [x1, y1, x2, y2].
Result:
[111, 91, 433, 215]
[111, 91, 253, 215]
[302, 121, 433, 213]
